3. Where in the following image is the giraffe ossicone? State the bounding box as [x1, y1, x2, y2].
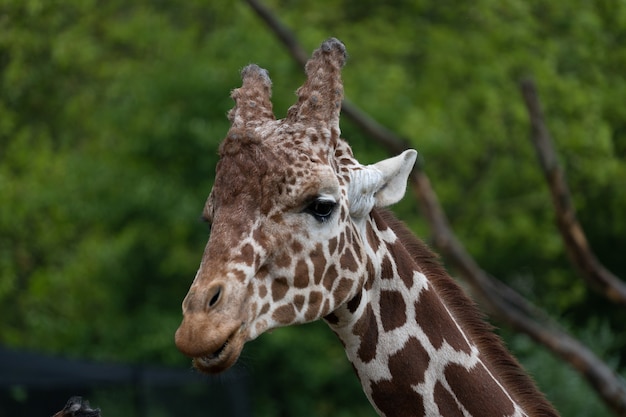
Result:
[174, 38, 559, 417]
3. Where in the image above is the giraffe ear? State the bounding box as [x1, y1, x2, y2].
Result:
[371, 149, 417, 207]
[348, 149, 417, 217]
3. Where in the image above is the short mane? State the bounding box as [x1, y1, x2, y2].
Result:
[376, 208, 558, 417]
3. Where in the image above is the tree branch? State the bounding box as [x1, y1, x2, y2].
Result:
[244, 0, 413, 158]
[410, 170, 626, 417]
[520, 79, 626, 306]
[245, 0, 626, 414]
[245, 0, 309, 67]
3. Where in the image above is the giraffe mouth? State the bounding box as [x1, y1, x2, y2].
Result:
[192, 326, 245, 374]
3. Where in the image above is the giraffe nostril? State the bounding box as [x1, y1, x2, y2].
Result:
[207, 285, 222, 309]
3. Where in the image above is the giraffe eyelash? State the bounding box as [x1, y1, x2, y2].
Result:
[304, 197, 337, 223]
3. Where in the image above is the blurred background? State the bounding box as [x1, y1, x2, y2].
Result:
[1, 0, 625, 416]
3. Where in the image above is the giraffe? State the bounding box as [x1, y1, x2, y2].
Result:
[174, 38, 559, 417]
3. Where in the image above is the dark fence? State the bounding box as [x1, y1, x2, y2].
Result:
[0, 347, 251, 416]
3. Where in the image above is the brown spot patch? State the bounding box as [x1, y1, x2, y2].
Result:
[337, 233, 346, 255]
[332, 278, 352, 304]
[370, 337, 430, 417]
[259, 303, 270, 315]
[272, 304, 296, 324]
[414, 288, 472, 353]
[366, 221, 381, 252]
[255, 267, 269, 281]
[353, 246, 364, 263]
[311, 244, 326, 284]
[293, 294, 305, 312]
[322, 264, 339, 291]
[304, 291, 323, 321]
[294, 259, 309, 288]
[253, 227, 267, 247]
[392, 337, 430, 385]
[434, 381, 464, 417]
[370, 379, 424, 417]
[340, 157, 354, 166]
[346, 290, 362, 313]
[372, 211, 389, 231]
[271, 277, 289, 301]
[352, 304, 378, 363]
[444, 363, 516, 417]
[364, 258, 376, 290]
[379, 290, 406, 332]
[390, 240, 418, 289]
[328, 237, 338, 255]
[232, 270, 246, 282]
[381, 255, 394, 280]
[345, 228, 354, 245]
[275, 252, 292, 269]
[322, 298, 331, 316]
[234, 243, 255, 266]
[291, 240, 303, 253]
[339, 248, 358, 272]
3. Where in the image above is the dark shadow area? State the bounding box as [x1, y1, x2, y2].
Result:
[0, 347, 251, 417]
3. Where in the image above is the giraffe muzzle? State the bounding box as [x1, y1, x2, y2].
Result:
[175, 282, 249, 373]
[192, 325, 244, 374]
[174, 316, 246, 374]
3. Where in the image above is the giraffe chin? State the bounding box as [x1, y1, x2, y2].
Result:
[191, 329, 245, 374]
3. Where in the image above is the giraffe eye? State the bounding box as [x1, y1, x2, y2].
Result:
[305, 198, 336, 222]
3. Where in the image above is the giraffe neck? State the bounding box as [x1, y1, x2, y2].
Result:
[325, 209, 557, 417]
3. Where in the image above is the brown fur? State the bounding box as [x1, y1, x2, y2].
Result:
[376, 208, 559, 417]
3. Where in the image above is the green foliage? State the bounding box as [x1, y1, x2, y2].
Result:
[245, 322, 376, 417]
[509, 328, 610, 416]
[1, 0, 625, 416]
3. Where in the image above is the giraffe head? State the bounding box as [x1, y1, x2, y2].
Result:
[174, 38, 417, 373]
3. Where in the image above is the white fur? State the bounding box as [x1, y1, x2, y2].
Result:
[348, 149, 417, 218]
